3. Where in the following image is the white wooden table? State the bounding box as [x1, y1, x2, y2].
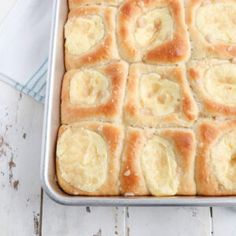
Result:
[1, 1, 236, 235]
[1, 82, 236, 236]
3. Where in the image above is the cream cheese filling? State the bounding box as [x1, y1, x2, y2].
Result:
[57, 127, 108, 192]
[204, 64, 236, 106]
[134, 8, 174, 48]
[141, 135, 178, 196]
[65, 15, 105, 55]
[196, 3, 236, 44]
[70, 70, 110, 106]
[211, 131, 236, 190]
[139, 73, 181, 116]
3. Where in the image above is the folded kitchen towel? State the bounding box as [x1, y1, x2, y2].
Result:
[0, 0, 54, 103]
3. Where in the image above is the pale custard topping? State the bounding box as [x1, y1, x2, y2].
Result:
[134, 8, 174, 48]
[57, 127, 108, 192]
[139, 73, 181, 116]
[196, 3, 236, 44]
[65, 15, 105, 55]
[70, 70, 110, 106]
[141, 135, 178, 196]
[211, 131, 236, 190]
[204, 64, 236, 106]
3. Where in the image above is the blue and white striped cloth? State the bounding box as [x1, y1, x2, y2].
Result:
[0, 0, 54, 103]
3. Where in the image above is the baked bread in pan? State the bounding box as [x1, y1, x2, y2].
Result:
[188, 60, 236, 117]
[57, 0, 236, 196]
[56, 122, 124, 195]
[120, 127, 196, 196]
[65, 6, 119, 70]
[61, 61, 128, 124]
[68, 0, 123, 9]
[186, 0, 236, 59]
[196, 120, 236, 196]
[117, 0, 190, 64]
[124, 64, 198, 128]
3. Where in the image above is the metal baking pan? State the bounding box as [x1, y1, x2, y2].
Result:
[40, 0, 236, 206]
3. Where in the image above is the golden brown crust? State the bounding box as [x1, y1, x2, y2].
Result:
[120, 127, 196, 196]
[68, 0, 121, 9]
[65, 6, 119, 70]
[160, 129, 196, 195]
[196, 119, 236, 196]
[124, 64, 198, 128]
[117, 0, 190, 64]
[56, 122, 124, 195]
[120, 128, 150, 196]
[186, 0, 236, 59]
[187, 60, 236, 117]
[61, 61, 128, 124]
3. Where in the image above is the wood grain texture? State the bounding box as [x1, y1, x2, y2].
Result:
[42, 194, 125, 236]
[213, 207, 236, 236]
[125, 207, 211, 236]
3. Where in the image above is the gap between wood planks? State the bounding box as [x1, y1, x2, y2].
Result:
[39, 189, 44, 236]
[125, 207, 129, 236]
[210, 207, 214, 236]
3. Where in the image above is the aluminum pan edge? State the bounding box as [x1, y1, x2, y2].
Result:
[40, 0, 236, 206]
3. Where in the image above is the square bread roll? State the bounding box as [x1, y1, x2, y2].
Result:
[56, 122, 124, 195]
[188, 60, 236, 117]
[117, 0, 190, 64]
[186, 0, 236, 59]
[196, 119, 236, 196]
[120, 127, 197, 196]
[61, 61, 128, 124]
[124, 64, 198, 128]
[68, 0, 123, 9]
[65, 6, 119, 70]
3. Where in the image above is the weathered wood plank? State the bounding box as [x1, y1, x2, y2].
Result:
[213, 207, 236, 236]
[126, 207, 211, 236]
[42, 194, 125, 236]
[0, 82, 43, 236]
